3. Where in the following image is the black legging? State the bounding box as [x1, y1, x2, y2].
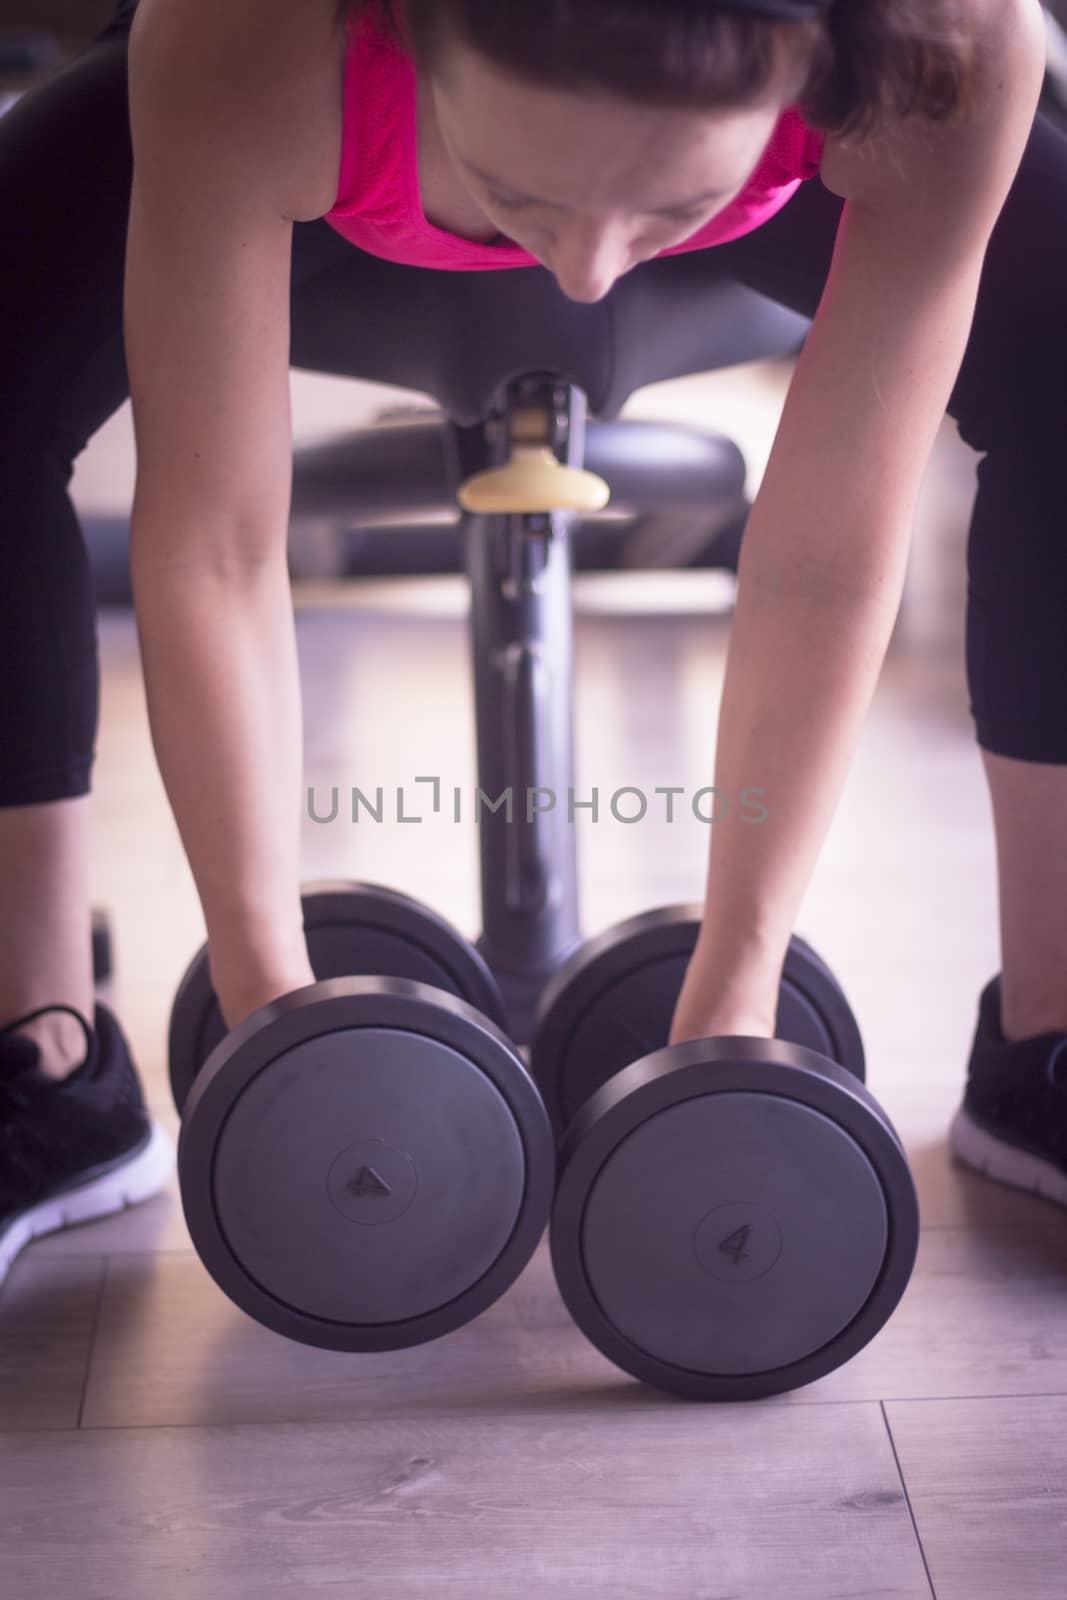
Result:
[2, 5, 1066, 807]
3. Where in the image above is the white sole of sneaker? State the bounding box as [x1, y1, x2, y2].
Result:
[0, 1118, 176, 1291]
[949, 1105, 1067, 1209]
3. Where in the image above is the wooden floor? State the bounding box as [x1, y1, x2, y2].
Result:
[2, 361, 1065, 1598]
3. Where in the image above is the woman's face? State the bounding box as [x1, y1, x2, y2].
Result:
[431, 36, 787, 302]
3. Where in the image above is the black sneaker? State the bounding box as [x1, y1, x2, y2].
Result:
[0, 1000, 175, 1290]
[949, 974, 1067, 1208]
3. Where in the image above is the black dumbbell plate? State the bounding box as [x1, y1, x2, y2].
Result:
[178, 977, 554, 1352]
[551, 1036, 918, 1400]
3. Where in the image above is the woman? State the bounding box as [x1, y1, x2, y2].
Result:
[0, 0, 1062, 1290]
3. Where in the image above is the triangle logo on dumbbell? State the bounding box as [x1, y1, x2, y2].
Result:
[347, 1166, 394, 1200]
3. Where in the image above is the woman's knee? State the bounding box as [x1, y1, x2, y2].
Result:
[0, 21, 140, 809]
[0, 433, 102, 809]
[948, 110, 1067, 452]
[0, 34, 134, 441]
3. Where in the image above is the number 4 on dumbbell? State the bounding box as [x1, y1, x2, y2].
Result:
[528, 905, 920, 1402]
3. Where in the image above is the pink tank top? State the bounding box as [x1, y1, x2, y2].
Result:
[324, 2, 826, 270]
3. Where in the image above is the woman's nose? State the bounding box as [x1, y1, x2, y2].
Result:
[546, 221, 639, 303]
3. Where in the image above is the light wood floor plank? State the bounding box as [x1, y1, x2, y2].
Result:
[885, 1395, 1067, 1600]
[51, 1220, 1064, 1432]
[0, 1398, 931, 1599]
[0, 1257, 104, 1431]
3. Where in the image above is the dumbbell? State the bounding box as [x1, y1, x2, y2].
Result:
[528, 905, 919, 1402]
[170, 881, 554, 1352]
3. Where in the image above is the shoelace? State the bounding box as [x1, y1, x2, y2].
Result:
[0, 1002, 95, 1116]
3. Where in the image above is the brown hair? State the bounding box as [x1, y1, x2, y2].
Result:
[335, 0, 981, 142]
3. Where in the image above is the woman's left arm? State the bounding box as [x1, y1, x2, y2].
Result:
[670, 0, 1047, 1044]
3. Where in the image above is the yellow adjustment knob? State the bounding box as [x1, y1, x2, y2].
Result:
[458, 445, 611, 514]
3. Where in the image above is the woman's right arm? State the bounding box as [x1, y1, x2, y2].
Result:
[123, 0, 341, 1026]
